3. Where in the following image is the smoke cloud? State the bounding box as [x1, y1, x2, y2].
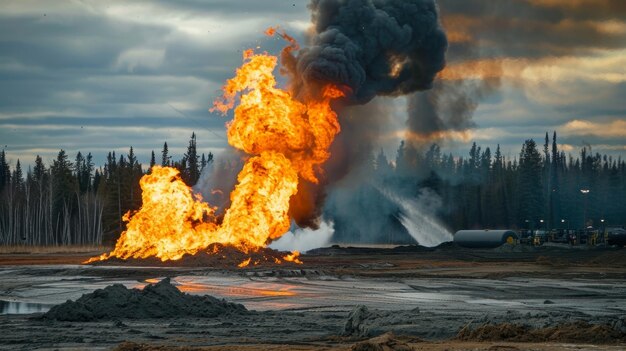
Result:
[285, 0, 448, 103]
[403, 0, 626, 146]
[193, 148, 244, 216]
[277, 0, 625, 244]
[283, 0, 449, 229]
[405, 77, 500, 145]
[269, 221, 335, 253]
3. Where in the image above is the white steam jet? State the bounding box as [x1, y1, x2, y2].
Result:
[269, 221, 334, 253]
[377, 187, 452, 247]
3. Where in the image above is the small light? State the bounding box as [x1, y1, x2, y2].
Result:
[561, 219, 565, 223]
[540, 219, 544, 223]
[601, 219, 605, 223]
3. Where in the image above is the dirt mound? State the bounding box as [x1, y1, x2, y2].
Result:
[43, 278, 247, 321]
[89, 243, 302, 268]
[344, 305, 375, 337]
[351, 332, 415, 351]
[342, 305, 423, 338]
[456, 321, 626, 344]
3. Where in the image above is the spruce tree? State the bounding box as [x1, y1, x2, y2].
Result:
[50, 150, 75, 244]
[517, 139, 543, 228]
[84, 153, 94, 192]
[33, 155, 46, 183]
[161, 142, 170, 167]
[184, 132, 200, 185]
[126, 147, 142, 210]
[12, 159, 23, 192]
[0, 150, 10, 194]
[150, 150, 156, 170]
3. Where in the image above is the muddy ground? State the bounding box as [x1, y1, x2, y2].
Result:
[0, 244, 625, 350]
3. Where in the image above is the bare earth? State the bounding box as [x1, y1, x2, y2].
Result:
[0, 244, 625, 350]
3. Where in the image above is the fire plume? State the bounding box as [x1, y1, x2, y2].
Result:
[88, 44, 343, 264]
[213, 50, 341, 183]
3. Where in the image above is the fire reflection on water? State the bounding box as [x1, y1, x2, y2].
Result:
[140, 277, 299, 308]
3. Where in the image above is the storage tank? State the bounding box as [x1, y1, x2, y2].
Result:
[453, 230, 518, 248]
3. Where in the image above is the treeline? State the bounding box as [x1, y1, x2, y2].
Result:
[2, 130, 625, 246]
[0, 133, 212, 246]
[368, 132, 626, 233]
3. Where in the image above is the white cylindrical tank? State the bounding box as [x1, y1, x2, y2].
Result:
[453, 230, 518, 248]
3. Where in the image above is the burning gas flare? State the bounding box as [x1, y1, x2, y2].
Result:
[88, 42, 343, 265]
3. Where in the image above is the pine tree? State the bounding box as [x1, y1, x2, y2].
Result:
[93, 169, 102, 193]
[74, 151, 91, 194]
[50, 150, 75, 244]
[12, 159, 23, 192]
[543, 132, 550, 163]
[127, 147, 136, 169]
[492, 144, 510, 227]
[150, 150, 156, 170]
[468, 142, 481, 177]
[101, 151, 122, 242]
[201, 153, 207, 172]
[161, 142, 170, 167]
[33, 155, 45, 183]
[549, 131, 560, 227]
[183, 132, 200, 185]
[480, 147, 491, 179]
[0, 150, 10, 194]
[199, 152, 214, 174]
[126, 147, 142, 210]
[425, 144, 441, 172]
[493, 145, 503, 173]
[540, 132, 551, 226]
[517, 139, 543, 228]
[84, 153, 94, 192]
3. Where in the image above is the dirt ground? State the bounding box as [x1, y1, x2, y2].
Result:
[0, 244, 625, 350]
[2, 243, 625, 279]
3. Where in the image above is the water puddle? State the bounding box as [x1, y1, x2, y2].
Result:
[0, 300, 53, 314]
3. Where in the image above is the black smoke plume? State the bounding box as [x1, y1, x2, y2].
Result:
[285, 0, 448, 103]
[281, 0, 448, 228]
[406, 77, 500, 144]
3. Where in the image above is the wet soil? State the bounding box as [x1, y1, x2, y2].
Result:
[0, 244, 625, 350]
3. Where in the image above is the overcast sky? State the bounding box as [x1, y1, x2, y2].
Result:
[1, 0, 625, 168]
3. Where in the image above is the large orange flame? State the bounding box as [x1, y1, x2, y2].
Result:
[88, 45, 343, 264]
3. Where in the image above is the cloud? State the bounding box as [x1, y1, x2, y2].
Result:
[115, 48, 166, 73]
[0, 0, 624, 170]
[0, 0, 307, 168]
[562, 119, 626, 139]
[439, 0, 626, 58]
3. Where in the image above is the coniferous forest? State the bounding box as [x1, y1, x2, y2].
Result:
[0, 133, 213, 246]
[327, 131, 626, 243]
[1, 131, 625, 246]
